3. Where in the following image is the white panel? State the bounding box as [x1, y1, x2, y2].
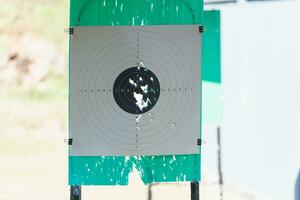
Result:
[206, 1, 300, 200]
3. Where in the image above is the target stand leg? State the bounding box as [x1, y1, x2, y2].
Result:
[147, 184, 153, 200]
[191, 181, 199, 200]
[70, 186, 81, 200]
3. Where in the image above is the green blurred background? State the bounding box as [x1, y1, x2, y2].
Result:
[0, 0, 69, 198]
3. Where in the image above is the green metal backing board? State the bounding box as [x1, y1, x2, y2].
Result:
[202, 10, 221, 124]
[202, 11, 221, 84]
[69, 1, 222, 186]
[70, 0, 203, 26]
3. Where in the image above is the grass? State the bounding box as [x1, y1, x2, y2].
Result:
[3, 74, 68, 101]
[0, 0, 69, 100]
[0, 0, 69, 51]
[0, 0, 69, 157]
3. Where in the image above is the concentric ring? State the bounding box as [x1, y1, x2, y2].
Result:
[70, 26, 200, 153]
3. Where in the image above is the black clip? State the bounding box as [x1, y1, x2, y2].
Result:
[65, 27, 74, 35]
[199, 26, 204, 33]
[69, 27, 74, 35]
[197, 139, 202, 146]
[68, 138, 73, 145]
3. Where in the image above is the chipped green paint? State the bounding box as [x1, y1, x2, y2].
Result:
[70, 0, 203, 26]
[69, 156, 132, 185]
[69, 0, 210, 186]
[133, 155, 200, 183]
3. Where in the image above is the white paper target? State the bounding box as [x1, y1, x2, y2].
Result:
[69, 25, 201, 156]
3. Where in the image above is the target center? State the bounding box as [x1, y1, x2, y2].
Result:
[113, 66, 160, 114]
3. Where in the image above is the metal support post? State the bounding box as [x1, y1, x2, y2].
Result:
[191, 181, 199, 200]
[70, 186, 81, 200]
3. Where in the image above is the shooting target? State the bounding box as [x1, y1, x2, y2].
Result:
[69, 25, 201, 156]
